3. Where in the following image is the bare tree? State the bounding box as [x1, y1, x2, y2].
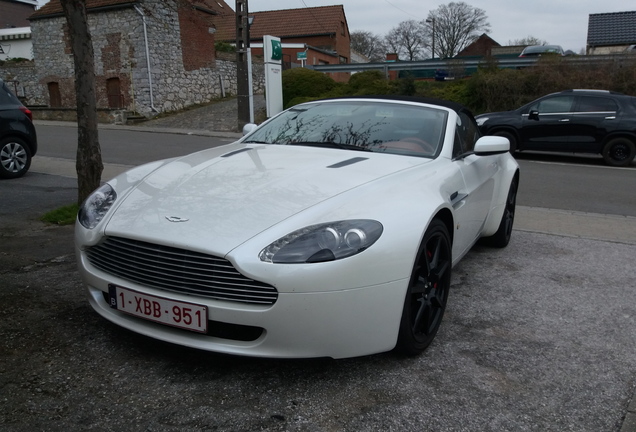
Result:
[509, 36, 548, 46]
[425, 2, 490, 59]
[384, 20, 428, 61]
[350, 30, 387, 62]
[60, 0, 103, 204]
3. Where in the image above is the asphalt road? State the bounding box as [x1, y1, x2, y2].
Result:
[32, 122, 636, 217]
[1, 122, 636, 431]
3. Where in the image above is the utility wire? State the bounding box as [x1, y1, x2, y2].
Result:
[383, 0, 424, 20]
[298, 0, 332, 34]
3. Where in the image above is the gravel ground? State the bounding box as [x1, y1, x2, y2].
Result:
[2, 172, 635, 431]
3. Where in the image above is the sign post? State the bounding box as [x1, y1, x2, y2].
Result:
[296, 50, 307, 68]
[263, 35, 283, 118]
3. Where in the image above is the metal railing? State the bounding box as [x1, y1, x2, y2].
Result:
[306, 54, 636, 76]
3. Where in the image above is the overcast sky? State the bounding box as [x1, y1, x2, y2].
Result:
[249, 0, 635, 53]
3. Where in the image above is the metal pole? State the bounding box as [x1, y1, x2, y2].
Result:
[236, 0, 250, 130]
[427, 18, 436, 60]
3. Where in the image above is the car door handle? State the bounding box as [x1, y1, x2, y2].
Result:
[605, 116, 616, 120]
[559, 119, 570, 122]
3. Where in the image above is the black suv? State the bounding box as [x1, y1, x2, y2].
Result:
[476, 90, 636, 166]
[0, 79, 37, 178]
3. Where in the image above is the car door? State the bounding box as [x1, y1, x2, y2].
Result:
[567, 95, 619, 153]
[451, 111, 497, 258]
[519, 95, 576, 151]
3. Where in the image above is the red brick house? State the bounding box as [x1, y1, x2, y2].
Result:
[216, 5, 352, 82]
[0, 0, 37, 28]
[455, 34, 500, 58]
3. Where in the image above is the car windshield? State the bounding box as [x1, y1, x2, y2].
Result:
[244, 101, 448, 158]
[522, 45, 562, 55]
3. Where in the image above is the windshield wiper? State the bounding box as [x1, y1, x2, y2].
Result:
[288, 141, 372, 152]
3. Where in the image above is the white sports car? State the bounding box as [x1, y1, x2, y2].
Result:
[75, 96, 519, 359]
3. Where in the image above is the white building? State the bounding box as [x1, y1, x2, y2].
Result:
[0, 27, 33, 60]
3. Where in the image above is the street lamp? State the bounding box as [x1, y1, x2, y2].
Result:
[426, 18, 436, 59]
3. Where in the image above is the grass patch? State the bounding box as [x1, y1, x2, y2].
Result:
[41, 203, 79, 226]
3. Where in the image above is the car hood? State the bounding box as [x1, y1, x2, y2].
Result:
[104, 144, 429, 256]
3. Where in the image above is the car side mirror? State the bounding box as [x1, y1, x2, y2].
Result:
[474, 136, 510, 156]
[528, 110, 540, 121]
[242, 123, 258, 136]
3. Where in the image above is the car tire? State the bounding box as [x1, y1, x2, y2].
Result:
[494, 131, 517, 153]
[480, 176, 518, 248]
[0, 137, 32, 179]
[396, 219, 451, 356]
[602, 138, 635, 167]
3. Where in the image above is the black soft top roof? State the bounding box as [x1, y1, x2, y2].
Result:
[316, 95, 473, 117]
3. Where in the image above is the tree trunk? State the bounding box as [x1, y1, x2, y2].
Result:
[60, 0, 103, 204]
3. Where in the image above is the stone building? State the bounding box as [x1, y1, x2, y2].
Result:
[25, 0, 263, 118]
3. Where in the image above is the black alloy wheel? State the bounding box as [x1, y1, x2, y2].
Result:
[396, 220, 451, 356]
[0, 137, 32, 179]
[602, 138, 635, 167]
[480, 176, 518, 248]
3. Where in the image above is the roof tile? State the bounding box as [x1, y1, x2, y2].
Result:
[587, 11, 636, 46]
[215, 5, 347, 41]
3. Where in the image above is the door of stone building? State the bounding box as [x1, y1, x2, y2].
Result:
[106, 78, 122, 109]
[48, 82, 62, 108]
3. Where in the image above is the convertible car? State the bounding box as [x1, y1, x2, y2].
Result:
[75, 96, 519, 359]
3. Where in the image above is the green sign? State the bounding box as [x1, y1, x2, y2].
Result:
[296, 51, 307, 60]
[271, 40, 283, 61]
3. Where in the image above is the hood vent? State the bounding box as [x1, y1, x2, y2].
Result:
[222, 148, 253, 158]
[327, 157, 369, 168]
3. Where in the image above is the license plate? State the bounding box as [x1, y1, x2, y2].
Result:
[108, 284, 208, 333]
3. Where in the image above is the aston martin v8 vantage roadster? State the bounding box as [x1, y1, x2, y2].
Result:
[75, 96, 519, 359]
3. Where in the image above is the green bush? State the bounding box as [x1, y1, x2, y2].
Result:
[281, 56, 636, 114]
[282, 68, 338, 108]
[215, 42, 234, 53]
[346, 70, 390, 95]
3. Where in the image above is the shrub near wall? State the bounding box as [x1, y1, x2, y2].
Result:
[464, 56, 636, 114]
[283, 69, 418, 108]
[285, 57, 636, 114]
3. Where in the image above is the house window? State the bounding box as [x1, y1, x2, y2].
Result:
[339, 56, 348, 64]
[48, 82, 62, 108]
[106, 78, 122, 109]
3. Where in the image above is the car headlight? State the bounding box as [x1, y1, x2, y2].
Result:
[476, 117, 489, 126]
[259, 220, 383, 263]
[78, 184, 117, 229]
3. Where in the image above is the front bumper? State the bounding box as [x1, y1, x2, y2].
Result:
[79, 252, 409, 359]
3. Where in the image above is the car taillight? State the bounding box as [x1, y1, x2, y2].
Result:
[19, 106, 33, 122]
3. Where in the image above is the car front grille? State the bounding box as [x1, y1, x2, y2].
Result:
[86, 236, 278, 305]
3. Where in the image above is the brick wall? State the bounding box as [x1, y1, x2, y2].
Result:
[178, 6, 216, 71]
[0, 1, 35, 28]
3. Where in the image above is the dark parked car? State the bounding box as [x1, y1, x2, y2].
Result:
[0, 79, 37, 178]
[518, 45, 565, 57]
[476, 89, 636, 166]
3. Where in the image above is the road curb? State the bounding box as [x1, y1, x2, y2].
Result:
[33, 120, 243, 140]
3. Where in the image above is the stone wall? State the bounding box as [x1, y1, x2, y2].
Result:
[0, 60, 44, 105]
[24, 0, 264, 120]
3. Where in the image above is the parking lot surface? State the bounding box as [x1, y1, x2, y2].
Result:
[1, 169, 635, 431]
